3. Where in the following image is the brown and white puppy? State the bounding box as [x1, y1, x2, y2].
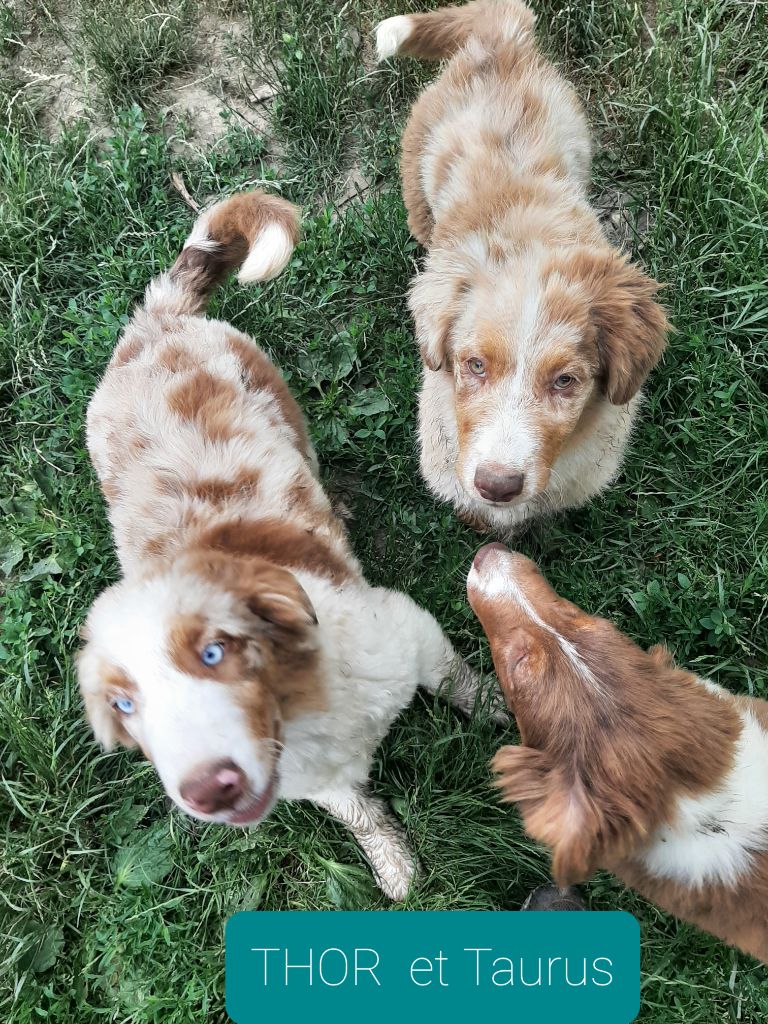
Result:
[467, 544, 768, 961]
[376, 1, 670, 535]
[77, 190, 500, 901]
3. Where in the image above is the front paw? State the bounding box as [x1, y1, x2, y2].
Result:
[374, 844, 421, 902]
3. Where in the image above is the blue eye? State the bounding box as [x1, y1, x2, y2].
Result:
[114, 696, 135, 715]
[201, 642, 225, 667]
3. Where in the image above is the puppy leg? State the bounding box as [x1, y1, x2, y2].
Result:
[412, 608, 508, 723]
[366, 588, 508, 724]
[424, 646, 509, 725]
[314, 787, 418, 902]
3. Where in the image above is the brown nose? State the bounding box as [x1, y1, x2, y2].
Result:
[473, 542, 509, 570]
[179, 758, 246, 815]
[474, 464, 525, 503]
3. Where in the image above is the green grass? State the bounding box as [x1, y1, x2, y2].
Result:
[77, 0, 199, 107]
[1, 0, 767, 1020]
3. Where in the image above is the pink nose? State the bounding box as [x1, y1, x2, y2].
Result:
[474, 464, 525, 503]
[473, 542, 509, 570]
[179, 758, 246, 815]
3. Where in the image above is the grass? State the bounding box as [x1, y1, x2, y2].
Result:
[78, 0, 199, 107]
[0, 0, 766, 1020]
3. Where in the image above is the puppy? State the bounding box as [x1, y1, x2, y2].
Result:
[77, 189, 499, 901]
[468, 544, 768, 961]
[376, 1, 670, 535]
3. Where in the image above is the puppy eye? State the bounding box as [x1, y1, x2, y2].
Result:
[466, 357, 486, 377]
[201, 642, 225, 666]
[113, 696, 136, 715]
[553, 374, 576, 390]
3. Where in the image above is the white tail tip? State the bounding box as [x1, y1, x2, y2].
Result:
[237, 222, 295, 284]
[375, 15, 412, 61]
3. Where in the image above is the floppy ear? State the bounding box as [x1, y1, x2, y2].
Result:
[493, 744, 552, 801]
[492, 625, 545, 708]
[492, 746, 602, 886]
[564, 248, 669, 405]
[244, 564, 318, 634]
[547, 779, 604, 886]
[75, 640, 136, 751]
[408, 264, 469, 371]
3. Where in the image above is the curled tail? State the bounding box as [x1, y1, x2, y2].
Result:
[144, 190, 300, 317]
[375, 1, 535, 62]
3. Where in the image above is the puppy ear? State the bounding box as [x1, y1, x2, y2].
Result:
[245, 565, 318, 633]
[492, 746, 601, 886]
[547, 779, 603, 886]
[563, 248, 669, 405]
[493, 626, 546, 707]
[408, 265, 469, 371]
[492, 744, 552, 801]
[593, 254, 669, 405]
[75, 640, 135, 751]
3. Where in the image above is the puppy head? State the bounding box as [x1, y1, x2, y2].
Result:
[466, 544, 593, 714]
[77, 553, 321, 826]
[410, 245, 668, 506]
[466, 544, 672, 885]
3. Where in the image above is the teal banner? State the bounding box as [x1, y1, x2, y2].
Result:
[225, 910, 639, 1023]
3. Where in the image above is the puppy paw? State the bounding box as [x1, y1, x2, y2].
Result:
[375, 847, 421, 902]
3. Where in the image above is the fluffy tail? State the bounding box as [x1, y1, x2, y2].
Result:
[375, 1, 535, 62]
[144, 190, 300, 317]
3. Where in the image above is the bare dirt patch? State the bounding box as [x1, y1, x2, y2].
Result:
[1, 2, 278, 148]
[159, 12, 276, 152]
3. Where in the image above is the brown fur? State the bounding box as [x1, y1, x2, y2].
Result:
[554, 249, 670, 405]
[616, 856, 768, 963]
[88, 662, 139, 748]
[225, 333, 313, 463]
[401, 84, 447, 245]
[394, 1, 670, 521]
[206, 192, 300, 254]
[183, 468, 262, 505]
[159, 607, 279, 750]
[157, 343, 198, 374]
[397, 1, 535, 62]
[196, 518, 359, 587]
[468, 549, 768, 961]
[80, 190, 363, 779]
[167, 370, 240, 442]
[169, 242, 248, 311]
[110, 334, 145, 368]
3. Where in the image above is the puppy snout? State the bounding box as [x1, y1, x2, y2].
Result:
[179, 758, 246, 815]
[474, 464, 525, 503]
[473, 542, 509, 570]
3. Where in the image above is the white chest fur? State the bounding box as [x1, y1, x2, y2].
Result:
[640, 697, 768, 888]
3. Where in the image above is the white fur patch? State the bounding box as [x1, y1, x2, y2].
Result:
[238, 222, 295, 283]
[462, 377, 540, 500]
[641, 703, 768, 886]
[375, 15, 412, 61]
[182, 209, 218, 252]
